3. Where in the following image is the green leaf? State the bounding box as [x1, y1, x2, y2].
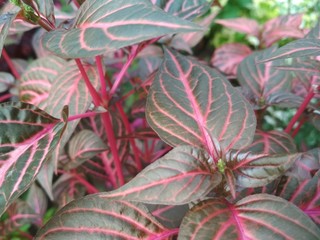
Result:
[99, 145, 222, 205]
[43, 0, 203, 58]
[0, 102, 67, 217]
[0, 12, 18, 58]
[65, 130, 108, 170]
[35, 196, 168, 239]
[178, 194, 320, 239]
[0, 72, 15, 93]
[146, 47, 256, 152]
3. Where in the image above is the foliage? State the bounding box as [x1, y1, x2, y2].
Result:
[0, 0, 319, 239]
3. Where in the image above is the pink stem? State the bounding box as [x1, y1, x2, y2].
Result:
[285, 89, 315, 134]
[0, 93, 12, 102]
[95, 55, 109, 104]
[149, 228, 179, 240]
[101, 112, 125, 186]
[67, 111, 101, 122]
[72, 174, 99, 194]
[72, 0, 81, 8]
[2, 49, 20, 79]
[75, 59, 102, 107]
[291, 117, 307, 138]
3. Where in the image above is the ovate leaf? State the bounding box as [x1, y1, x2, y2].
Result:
[43, 0, 203, 58]
[0, 102, 67, 217]
[0, 13, 18, 58]
[35, 196, 168, 239]
[178, 194, 320, 239]
[225, 150, 300, 187]
[147, 47, 256, 151]
[215, 18, 260, 37]
[19, 56, 67, 108]
[99, 146, 222, 205]
[243, 130, 297, 155]
[66, 130, 108, 170]
[0, 72, 15, 93]
[151, 0, 212, 20]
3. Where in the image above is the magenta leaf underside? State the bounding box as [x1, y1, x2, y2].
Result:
[0, 102, 68, 217]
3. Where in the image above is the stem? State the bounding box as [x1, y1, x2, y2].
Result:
[101, 112, 125, 186]
[109, 49, 137, 97]
[285, 89, 315, 134]
[72, 0, 81, 8]
[291, 117, 307, 138]
[0, 93, 12, 103]
[95, 55, 109, 104]
[72, 174, 99, 194]
[2, 49, 20, 79]
[150, 228, 179, 240]
[75, 59, 102, 107]
[67, 111, 102, 122]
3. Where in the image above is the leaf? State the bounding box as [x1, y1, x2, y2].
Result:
[0, 102, 67, 217]
[0, 12, 18, 58]
[152, 0, 212, 20]
[26, 183, 48, 225]
[19, 56, 67, 109]
[178, 194, 320, 239]
[276, 174, 320, 227]
[215, 17, 260, 37]
[225, 150, 300, 188]
[45, 61, 99, 165]
[0, 72, 15, 93]
[147, 47, 256, 152]
[260, 39, 320, 62]
[243, 130, 297, 155]
[66, 130, 108, 170]
[211, 43, 252, 77]
[33, 0, 55, 26]
[35, 196, 168, 239]
[43, 0, 203, 58]
[99, 145, 222, 205]
[237, 47, 291, 109]
[262, 14, 304, 47]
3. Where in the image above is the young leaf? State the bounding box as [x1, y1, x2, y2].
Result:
[178, 194, 320, 239]
[66, 129, 108, 170]
[147, 47, 256, 151]
[225, 150, 300, 188]
[43, 0, 203, 58]
[19, 56, 67, 108]
[99, 145, 222, 205]
[237, 47, 291, 108]
[0, 72, 15, 93]
[35, 196, 168, 239]
[262, 14, 304, 47]
[211, 43, 252, 77]
[215, 17, 260, 37]
[0, 102, 68, 217]
[243, 130, 297, 155]
[151, 0, 212, 20]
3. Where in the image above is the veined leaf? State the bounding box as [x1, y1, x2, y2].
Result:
[211, 43, 252, 77]
[237, 47, 291, 109]
[215, 17, 260, 37]
[99, 146, 222, 205]
[43, 0, 203, 58]
[35, 196, 168, 239]
[66, 130, 108, 170]
[0, 12, 18, 58]
[225, 150, 300, 188]
[151, 0, 212, 20]
[19, 56, 67, 109]
[147, 47, 256, 152]
[178, 194, 320, 239]
[243, 130, 297, 155]
[0, 102, 67, 217]
[33, 0, 55, 26]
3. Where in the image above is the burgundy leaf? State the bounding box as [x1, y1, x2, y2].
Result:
[147, 47, 256, 152]
[211, 43, 252, 77]
[35, 196, 168, 239]
[243, 130, 297, 155]
[178, 194, 320, 239]
[0, 102, 67, 216]
[99, 146, 222, 205]
[215, 18, 260, 37]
